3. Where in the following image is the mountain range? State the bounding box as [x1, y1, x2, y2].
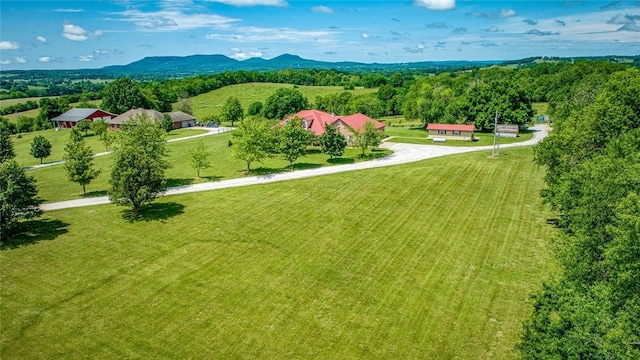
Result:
[99, 53, 502, 77]
[3, 54, 638, 80]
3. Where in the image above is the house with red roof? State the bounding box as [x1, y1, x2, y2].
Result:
[282, 110, 385, 142]
[426, 123, 476, 141]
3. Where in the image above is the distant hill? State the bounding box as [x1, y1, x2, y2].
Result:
[2, 54, 638, 80]
[99, 53, 503, 77]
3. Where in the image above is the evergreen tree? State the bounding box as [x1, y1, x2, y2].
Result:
[0, 128, 16, 163]
[63, 128, 100, 194]
[0, 160, 41, 239]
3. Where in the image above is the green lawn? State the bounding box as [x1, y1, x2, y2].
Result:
[0, 147, 557, 359]
[10, 128, 208, 167]
[26, 131, 391, 203]
[189, 83, 377, 120]
[385, 126, 534, 146]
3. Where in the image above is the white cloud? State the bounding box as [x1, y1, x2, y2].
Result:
[468, 8, 516, 19]
[55, 8, 83, 12]
[485, 26, 501, 32]
[206, 26, 336, 42]
[15, 57, 26, 63]
[206, 0, 288, 6]
[94, 49, 124, 55]
[118, 9, 239, 31]
[0, 60, 10, 65]
[36, 36, 48, 43]
[77, 54, 94, 62]
[0, 41, 19, 50]
[413, 0, 455, 11]
[229, 49, 263, 60]
[361, 33, 370, 39]
[311, 5, 333, 14]
[62, 23, 102, 41]
[38, 56, 52, 62]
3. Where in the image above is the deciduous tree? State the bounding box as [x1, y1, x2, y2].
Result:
[320, 123, 347, 159]
[189, 139, 211, 178]
[76, 119, 91, 136]
[30, 135, 52, 164]
[230, 117, 272, 172]
[63, 128, 100, 194]
[101, 77, 151, 114]
[353, 121, 384, 155]
[278, 117, 310, 167]
[91, 119, 109, 141]
[220, 96, 244, 126]
[263, 88, 309, 120]
[108, 114, 169, 215]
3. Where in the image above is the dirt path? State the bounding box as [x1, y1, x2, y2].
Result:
[40, 125, 550, 211]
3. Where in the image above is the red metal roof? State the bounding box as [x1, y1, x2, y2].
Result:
[282, 110, 385, 136]
[426, 123, 475, 131]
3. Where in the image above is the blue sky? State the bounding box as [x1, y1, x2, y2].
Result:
[1, 0, 639, 70]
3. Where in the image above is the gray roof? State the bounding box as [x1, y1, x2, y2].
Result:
[108, 109, 196, 125]
[108, 108, 164, 125]
[51, 108, 115, 122]
[167, 111, 196, 122]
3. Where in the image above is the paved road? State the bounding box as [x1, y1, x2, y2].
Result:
[40, 125, 550, 211]
[24, 127, 233, 171]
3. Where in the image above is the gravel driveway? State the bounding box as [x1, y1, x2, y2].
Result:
[40, 125, 550, 211]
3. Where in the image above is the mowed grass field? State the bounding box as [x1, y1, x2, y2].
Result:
[22, 131, 390, 203]
[190, 83, 377, 120]
[1, 147, 557, 359]
[10, 128, 208, 167]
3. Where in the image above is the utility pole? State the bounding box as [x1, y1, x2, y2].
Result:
[492, 111, 499, 157]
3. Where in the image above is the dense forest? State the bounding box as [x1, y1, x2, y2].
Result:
[521, 67, 640, 358]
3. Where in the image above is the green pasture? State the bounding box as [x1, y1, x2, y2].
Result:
[24, 131, 391, 203]
[189, 83, 377, 120]
[384, 126, 534, 146]
[10, 128, 208, 167]
[0, 147, 557, 359]
[4, 99, 103, 122]
[0, 96, 56, 109]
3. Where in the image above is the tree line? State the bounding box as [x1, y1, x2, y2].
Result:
[519, 68, 640, 358]
[3, 60, 637, 134]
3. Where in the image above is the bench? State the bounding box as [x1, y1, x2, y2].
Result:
[433, 138, 446, 143]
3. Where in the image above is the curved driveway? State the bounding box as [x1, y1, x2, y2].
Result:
[40, 125, 550, 211]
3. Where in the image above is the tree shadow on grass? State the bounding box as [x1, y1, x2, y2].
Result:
[122, 202, 185, 223]
[327, 157, 355, 165]
[290, 162, 322, 171]
[166, 178, 195, 188]
[1, 218, 70, 250]
[81, 190, 108, 198]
